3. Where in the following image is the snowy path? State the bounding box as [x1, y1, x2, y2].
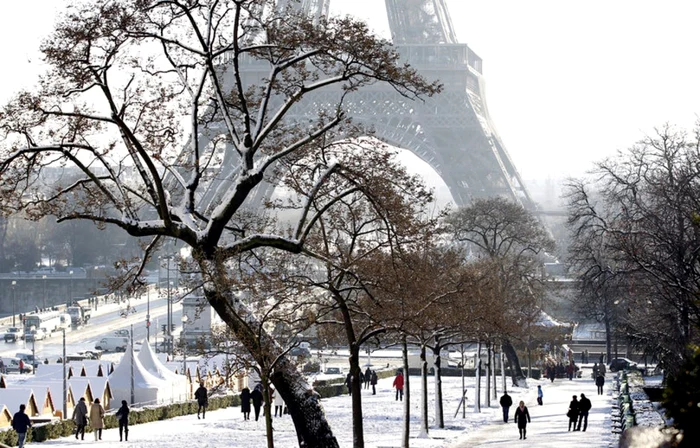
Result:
[448, 376, 614, 447]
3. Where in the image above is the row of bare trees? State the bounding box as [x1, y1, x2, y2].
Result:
[0, 1, 552, 446]
[565, 123, 700, 376]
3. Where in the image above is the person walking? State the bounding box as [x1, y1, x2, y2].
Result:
[240, 387, 251, 420]
[577, 393, 592, 431]
[195, 382, 208, 419]
[596, 374, 605, 395]
[513, 401, 530, 440]
[251, 384, 264, 421]
[393, 371, 404, 401]
[89, 398, 105, 441]
[11, 404, 32, 448]
[72, 397, 88, 440]
[273, 388, 285, 417]
[370, 370, 378, 395]
[567, 395, 580, 431]
[115, 400, 130, 441]
[499, 391, 513, 423]
[364, 367, 372, 389]
[566, 363, 574, 380]
[345, 372, 353, 396]
[537, 385, 543, 405]
[598, 363, 606, 376]
[592, 362, 599, 379]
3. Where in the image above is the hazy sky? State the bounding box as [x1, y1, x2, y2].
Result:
[2, 1, 700, 183]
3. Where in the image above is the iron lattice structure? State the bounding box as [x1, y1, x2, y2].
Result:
[188, 0, 535, 210]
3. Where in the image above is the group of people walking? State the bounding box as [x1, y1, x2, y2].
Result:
[345, 367, 380, 396]
[567, 393, 592, 432]
[499, 392, 531, 440]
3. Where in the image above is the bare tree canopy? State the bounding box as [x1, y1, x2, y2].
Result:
[0, 1, 439, 446]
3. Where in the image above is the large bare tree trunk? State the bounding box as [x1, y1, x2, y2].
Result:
[502, 340, 527, 388]
[348, 343, 365, 448]
[401, 338, 410, 448]
[261, 373, 275, 448]
[485, 342, 491, 407]
[204, 262, 339, 448]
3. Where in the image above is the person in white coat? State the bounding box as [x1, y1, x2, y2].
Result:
[273, 388, 285, 417]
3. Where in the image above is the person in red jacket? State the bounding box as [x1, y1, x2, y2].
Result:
[392, 371, 404, 401]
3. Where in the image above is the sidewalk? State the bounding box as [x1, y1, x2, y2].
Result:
[448, 376, 615, 447]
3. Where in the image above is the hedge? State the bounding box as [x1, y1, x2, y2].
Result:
[15, 394, 240, 445]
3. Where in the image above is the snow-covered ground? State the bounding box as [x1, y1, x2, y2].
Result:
[37, 369, 615, 447]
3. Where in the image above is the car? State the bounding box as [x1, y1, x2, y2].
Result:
[290, 347, 311, 358]
[324, 367, 342, 375]
[0, 357, 33, 374]
[25, 328, 47, 342]
[609, 358, 639, 372]
[15, 352, 40, 369]
[113, 329, 130, 337]
[4, 327, 24, 343]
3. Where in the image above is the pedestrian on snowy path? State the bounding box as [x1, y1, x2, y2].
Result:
[393, 371, 404, 401]
[514, 401, 530, 440]
[567, 395, 580, 431]
[370, 371, 378, 395]
[500, 391, 513, 423]
[115, 400, 130, 441]
[72, 397, 88, 440]
[89, 398, 105, 441]
[240, 387, 251, 420]
[595, 374, 605, 395]
[195, 382, 208, 419]
[11, 404, 32, 448]
[577, 393, 591, 431]
[273, 387, 285, 417]
[364, 367, 372, 389]
[251, 384, 264, 421]
[345, 372, 353, 396]
[537, 385, 543, 405]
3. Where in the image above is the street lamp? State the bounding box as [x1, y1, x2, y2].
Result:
[181, 314, 188, 390]
[146, 285, 151, 342]
[69, 270, 74, 305]
[11, 281, 16, 327]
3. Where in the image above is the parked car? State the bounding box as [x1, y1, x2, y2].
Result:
[324, 367, 342, 375]
[95, 336, 129, 352]
[3, 327, 24, 343]
[15, 352, 40, 369]
[113, 329, 130, 337]
[609, 358, 641, 372]
[0, 357, 33, 374]
[290, 347, 311, 358]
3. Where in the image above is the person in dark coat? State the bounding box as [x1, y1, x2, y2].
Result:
[567, 395, 580, 431]
[240, 387, 251, 420]
[251, 384, 264, 421]
[72, 397, 89, 440]
[577, 393, 592, 431]
[345, 372, 353, 396]
[393, 371, 404, 401]
[194, 382, 208, 419]
[513, 400, 530, 440]
[370, 370, 378, 395]
[500, 392, 513, 423]
[11, 404, 32, 448]
[115, 400, 130, 441]
[537, 385, 543, 405]
[595, 374, 605, 395]
[364, 367, 372, 389]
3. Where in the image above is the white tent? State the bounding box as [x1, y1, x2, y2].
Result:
[108, 344, 167, 406]
[137, 340, 189, 401]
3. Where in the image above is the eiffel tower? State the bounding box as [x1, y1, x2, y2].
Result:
[274, 0, 535, 208]
[188, 0, 535, 211]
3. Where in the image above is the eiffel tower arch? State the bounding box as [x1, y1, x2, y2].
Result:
[277, 0, 535, 208]
[184, 0, 535, 212]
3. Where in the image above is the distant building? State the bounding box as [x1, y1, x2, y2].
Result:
[181, 295, 223, 349]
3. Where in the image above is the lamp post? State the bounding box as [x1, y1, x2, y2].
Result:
[69, 270, 74, 305]
[167, 281, 173, 355]
[146, 285, 151, 342]
[62, 328, 67, 419]
[182, 313, 188, 398]
[42, 275, 47, 310]
[11, 281, 16, 327]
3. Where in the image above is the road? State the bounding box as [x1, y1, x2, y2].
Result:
[0, 292, 184, 362]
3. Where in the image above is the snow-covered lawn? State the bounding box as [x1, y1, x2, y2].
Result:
[37, 369, 615, 447]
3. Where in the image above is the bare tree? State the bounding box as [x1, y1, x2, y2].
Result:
[447, 197, 555, 387]
[0, 1, 439, 445]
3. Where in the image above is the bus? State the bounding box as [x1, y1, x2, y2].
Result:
[23, 310, 64, 338]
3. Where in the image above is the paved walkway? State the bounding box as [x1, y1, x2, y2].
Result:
[449, 376, 614, 447]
